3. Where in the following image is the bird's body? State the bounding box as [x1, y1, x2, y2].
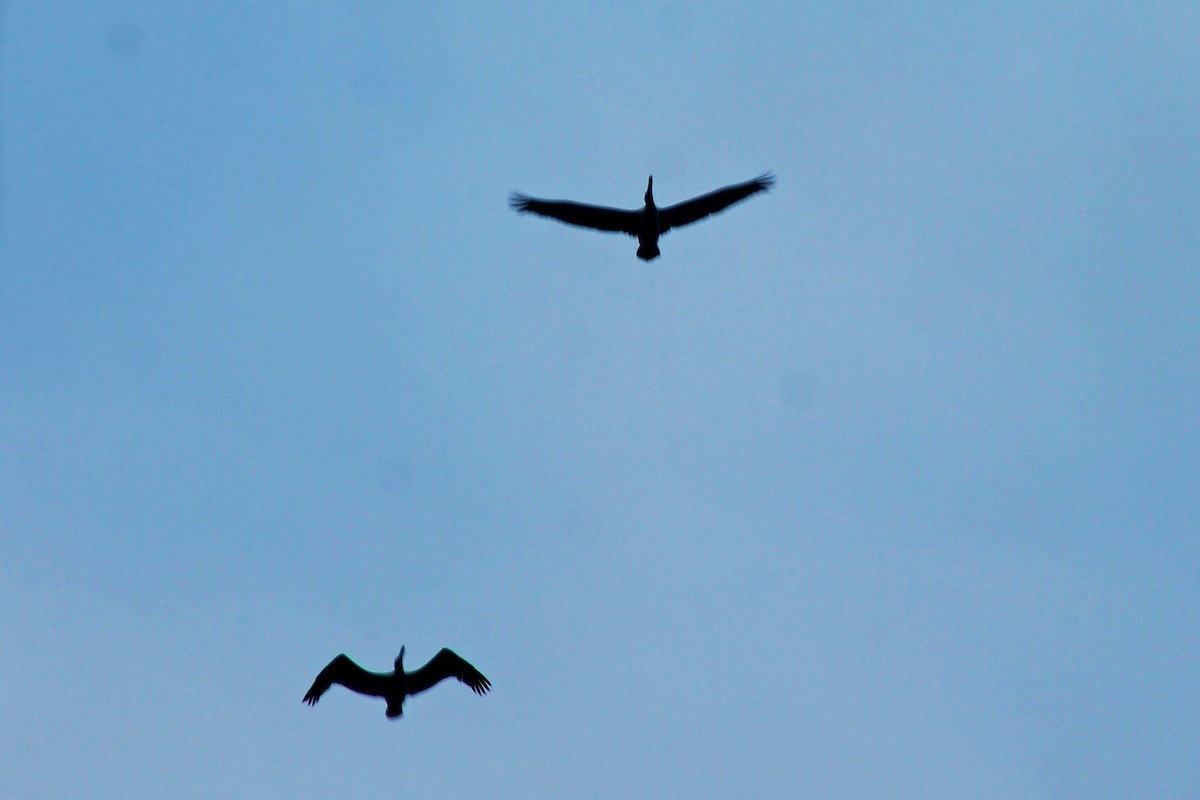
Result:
[510, 173, 773, 260]
[637, 178, 661, 261]
[303, 646, 490, 719]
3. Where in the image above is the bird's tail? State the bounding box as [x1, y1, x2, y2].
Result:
[637, 243, 661, 261]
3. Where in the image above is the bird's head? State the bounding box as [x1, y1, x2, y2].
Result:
[645, 175, 654, 204]
[395, 645, 405, 671]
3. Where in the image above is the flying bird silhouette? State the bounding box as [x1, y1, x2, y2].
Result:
[303, 646, 490, 719]
[510, 172, 774, 260]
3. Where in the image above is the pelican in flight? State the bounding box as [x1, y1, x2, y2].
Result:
[510, 172, 773, 261]
[303, 646, 490, 719]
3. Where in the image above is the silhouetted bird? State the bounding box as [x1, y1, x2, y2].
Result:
[303, 646, 490, 719]
[510, 172, 773, 261]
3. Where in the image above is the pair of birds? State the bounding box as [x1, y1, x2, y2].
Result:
[305, 172, 773, 721]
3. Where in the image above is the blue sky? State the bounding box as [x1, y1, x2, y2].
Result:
[2, 3, 1197, 798]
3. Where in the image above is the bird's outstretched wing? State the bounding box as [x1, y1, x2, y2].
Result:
[658, 172, 774, 233]
[303, 654, 389, 706]
[510, 194, 640, 235]
[405, 648, 492, 697]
